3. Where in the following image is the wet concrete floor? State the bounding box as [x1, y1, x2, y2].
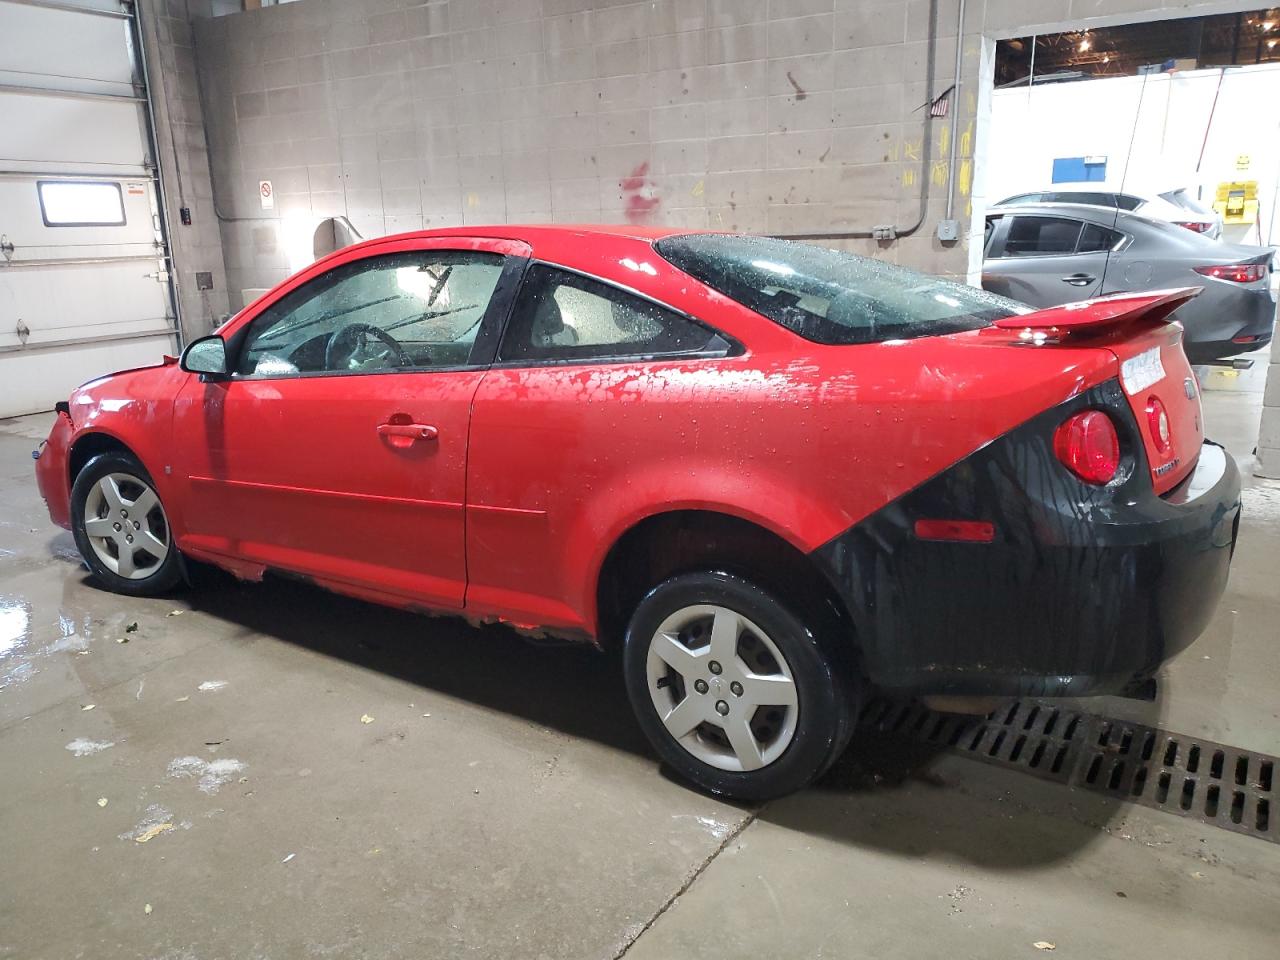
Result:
[1, 349, 1278, 958]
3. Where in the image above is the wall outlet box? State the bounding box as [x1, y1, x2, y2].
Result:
[937, 219, 960, 241]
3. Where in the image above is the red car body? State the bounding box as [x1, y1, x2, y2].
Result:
[36, 225, 1240, 702]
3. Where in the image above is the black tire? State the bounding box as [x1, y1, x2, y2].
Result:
[70, 452, 182, 597]
[622, 571, 858, 801]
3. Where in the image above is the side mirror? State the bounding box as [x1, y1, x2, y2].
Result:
[180, 335, 229, 379]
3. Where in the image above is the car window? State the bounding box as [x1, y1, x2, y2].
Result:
[1115, 194, 1145, 211]
[234, 251, 505, 377]
[1002, 216, 1084, 257]
[1158, 188, 1213, 215]
[996, 192, 1043, 205]
[1044, 191, 1118, 208]
[498, 265, 720, 363]
[1077, 223, 1124, 253]
[655, 233, 1027, 346]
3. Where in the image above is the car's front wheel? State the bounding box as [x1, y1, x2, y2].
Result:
[71, 452, 182, 596]
[623, 571, 856, 801]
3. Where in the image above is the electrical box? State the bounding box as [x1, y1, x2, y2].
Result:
[937, 219, 960, 242]
[1213, 181, 1258, 225]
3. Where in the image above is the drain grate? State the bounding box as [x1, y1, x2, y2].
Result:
[861, 699, 1277, 844]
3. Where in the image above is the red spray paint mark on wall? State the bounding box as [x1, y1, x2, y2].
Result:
[620, 162, 660, 223]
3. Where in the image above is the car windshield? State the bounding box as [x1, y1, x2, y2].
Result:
[655, 234, 1028, 345]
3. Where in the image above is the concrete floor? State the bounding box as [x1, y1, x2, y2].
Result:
[2, 350, 1279, 959]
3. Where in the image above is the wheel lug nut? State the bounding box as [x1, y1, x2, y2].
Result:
[708, 660, 722, 675]
[730, 681, 743, 697]
[125, 534, 134, 543]
[113, 522, 122, 531]
[715, 700, 729, 716]
[120, 510, 128, 519]
[133, 521, 140, 530]
[694, 679, 708, 695]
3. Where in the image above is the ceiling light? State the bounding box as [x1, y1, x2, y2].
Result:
[1262, 21, 1275, 31]
[1079, 37, 1091, 51]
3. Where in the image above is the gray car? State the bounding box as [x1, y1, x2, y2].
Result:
[983, 203, 1275, 361]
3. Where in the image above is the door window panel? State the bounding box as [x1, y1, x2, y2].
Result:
[498, 264, 720, 362]
[1077, 223, 1124, 253]
[235, 251, 504, 377]
[1002, 216, 1084, 257]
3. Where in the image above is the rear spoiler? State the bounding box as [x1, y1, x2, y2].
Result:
[993, 287, 1201, 337]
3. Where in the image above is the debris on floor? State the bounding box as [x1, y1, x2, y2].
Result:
[125, 621, 138, 633]
[80, 703, 94, 711]
[282, 853, 295, 863]
[144, 904, 152, 916]
[119, 805, 189, 843]
[360, 714, 374, 724]
[1034, 943, 1057, 951]
[167, 755, 247, 794]
[197, 680, 227, 692]
[134, 822, 175, 844]
[96, 798, 108, 808]
[167, 609, 183, 617]
[65, 738, 114, 757]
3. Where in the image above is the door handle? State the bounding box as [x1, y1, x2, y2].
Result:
[1061, 273, 1096, 286]
[377, 422, 438, 448]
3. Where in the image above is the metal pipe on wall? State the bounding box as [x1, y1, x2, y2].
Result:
[944, 0, 967, 222]
[771, 0, 941, 242]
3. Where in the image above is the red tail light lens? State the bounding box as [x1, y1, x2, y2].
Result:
[1194, 263, 1266, 283]
[1146, 396, 1171, 455]
[1174, 221, 1213, 234]
[1054, 411, 1120, 484]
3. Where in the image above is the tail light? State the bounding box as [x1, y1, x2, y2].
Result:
[1054, 410, 1120, 484]
[1174, 221, 1214, 234]
[1194, 263, 1266, 283]
[1145, 395, 1172, 456]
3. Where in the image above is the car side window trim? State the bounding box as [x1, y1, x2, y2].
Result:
[488, 259, 741, 370]
[226, 249, 525, 381]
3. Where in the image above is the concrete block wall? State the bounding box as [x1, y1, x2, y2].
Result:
[188, 0, 1261, 306]
[142, 0, 232, 340]
[192, 0, 990, 303]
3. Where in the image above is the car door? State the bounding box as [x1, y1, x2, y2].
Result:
[464, 262, 735, 631]
[171, 236, 529, 609]
[982, 214, 1118, 306]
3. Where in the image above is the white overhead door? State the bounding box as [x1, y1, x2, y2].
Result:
[0, 0, 178, 418]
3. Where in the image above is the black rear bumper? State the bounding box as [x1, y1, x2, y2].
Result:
[812, 380, 1241, 699]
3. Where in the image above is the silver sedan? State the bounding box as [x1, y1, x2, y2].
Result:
[983, 202, 1275, 361]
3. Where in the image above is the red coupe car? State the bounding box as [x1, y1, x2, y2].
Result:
[35, 225, 1241, 799]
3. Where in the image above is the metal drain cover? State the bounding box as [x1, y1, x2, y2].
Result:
[862, 700, 1277, 844]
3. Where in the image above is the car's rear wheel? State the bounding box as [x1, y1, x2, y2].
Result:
[71, 452, 181, 596]
[623, 571, 856, 801]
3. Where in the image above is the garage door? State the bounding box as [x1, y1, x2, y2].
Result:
[0, 0, 178, 419]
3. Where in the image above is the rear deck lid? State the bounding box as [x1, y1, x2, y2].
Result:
[993, 288, 1204, 493]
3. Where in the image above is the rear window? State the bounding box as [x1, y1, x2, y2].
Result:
[1159, 188, 1213, 215]
[655, 234, 1027, 345]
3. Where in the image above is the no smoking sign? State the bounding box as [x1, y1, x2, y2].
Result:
[258, 179, 274, 210]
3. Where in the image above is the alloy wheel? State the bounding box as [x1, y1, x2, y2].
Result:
[645, 603, 799, 772]
[82, 473, 170, 580]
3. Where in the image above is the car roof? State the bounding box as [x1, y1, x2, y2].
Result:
[392, 223, 693, 243]
[987, 201, 1132, 222]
